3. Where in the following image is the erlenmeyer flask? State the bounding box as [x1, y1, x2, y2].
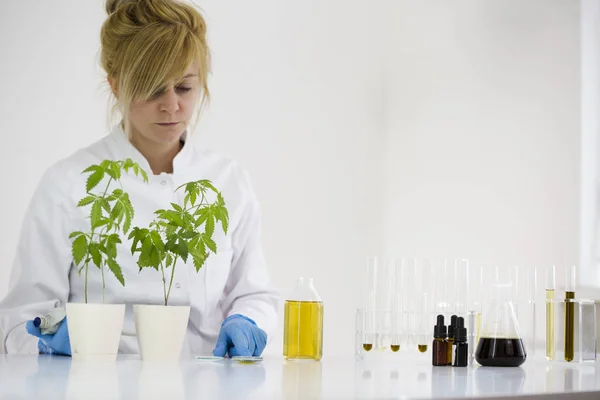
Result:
[475, 283, 527, 367]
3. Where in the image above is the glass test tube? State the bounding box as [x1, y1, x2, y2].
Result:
[363, 256, 378, 351]
[417, 259, 432, 352]
[402, 258, 416, 347]
[564, 265, 576, 362]
[417, 292, 429, 353]
[389, 258, 402, 352]
[467, 264, 483, 364]
[455, 259, 469, 319]
[522, 266, 537, 359]
[435, 259, 454, 319]
[546, 265, 556, 360]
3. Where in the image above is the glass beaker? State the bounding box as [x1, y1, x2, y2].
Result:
[283, 277, 324, 360]
[475, 283, 527, 367]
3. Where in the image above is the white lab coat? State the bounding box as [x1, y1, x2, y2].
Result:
[0, 123, 280, 355]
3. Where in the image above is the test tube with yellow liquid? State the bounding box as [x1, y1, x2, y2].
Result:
[284, 277, 324, 361]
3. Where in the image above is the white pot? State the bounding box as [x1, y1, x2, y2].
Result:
[133, 304, 191, 361]
[65, 303, 125, 362]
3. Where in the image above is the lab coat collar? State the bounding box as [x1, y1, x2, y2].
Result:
[109, 122, 194, 176]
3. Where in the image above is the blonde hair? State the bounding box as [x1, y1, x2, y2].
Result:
[100, 0, 210, 138]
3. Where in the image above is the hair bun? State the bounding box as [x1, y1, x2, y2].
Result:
[105, 0, 139, 15]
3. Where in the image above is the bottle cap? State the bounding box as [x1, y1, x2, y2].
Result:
[447, 315, 457, 338]
[434, 314, 447, 339]
[454, 316, 467, 342]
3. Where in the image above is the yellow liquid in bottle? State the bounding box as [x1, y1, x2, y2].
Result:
[546, 289, 555, 360]
[284, 300, 323, 360]
[564, 291, 575, 362]
[418, 344, 427, 353]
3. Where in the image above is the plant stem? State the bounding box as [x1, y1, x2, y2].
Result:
[84, 262, 89, 303]
[165, 255, 179, 307]
[160, 260, 167, 306]
[96, 177, 113, 304]
[101, 258, 106, 304]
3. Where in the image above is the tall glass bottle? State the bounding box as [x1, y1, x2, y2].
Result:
[284, 277, 324, 360]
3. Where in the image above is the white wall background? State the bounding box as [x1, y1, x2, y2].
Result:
[0, 0, 596, 356]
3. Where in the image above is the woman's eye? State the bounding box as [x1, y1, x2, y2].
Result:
[177, 86, 192, 93]
[151, 89, 165, 98]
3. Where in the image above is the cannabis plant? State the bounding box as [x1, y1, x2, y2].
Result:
[69, 159, 148, 303]
[129, 180, 229, 306]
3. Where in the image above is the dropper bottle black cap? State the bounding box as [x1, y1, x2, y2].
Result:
[448, 315, 458, 338]
[434, 315, 447, 339]
[454, 317, 467, 342]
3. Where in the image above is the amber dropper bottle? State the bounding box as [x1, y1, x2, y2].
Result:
[432, 315, 449, 366]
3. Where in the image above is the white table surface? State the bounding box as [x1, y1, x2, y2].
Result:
[0, 351, 598, 400]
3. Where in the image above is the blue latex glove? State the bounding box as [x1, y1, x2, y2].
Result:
[213, 314, 267, 357]
[25, 318, 71, 356]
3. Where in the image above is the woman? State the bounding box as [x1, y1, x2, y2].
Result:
[0, 0, 279, 357]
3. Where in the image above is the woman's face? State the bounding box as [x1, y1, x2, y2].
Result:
[125, 61, 200, 146]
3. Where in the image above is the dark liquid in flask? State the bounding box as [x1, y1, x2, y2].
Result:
[475, 338, 527, 367]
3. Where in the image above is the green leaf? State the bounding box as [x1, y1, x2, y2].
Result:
[205, 213, 215, 237]
[142, 235, 153, 256]
[140, 168, 149, 183]
[216, 206, 229, 234]
[171, 203, 183, 212]
[100, 198, 111, 214]
[198, 179, 218, 193]
[86, 168, 105, 193]
[105, 167, 117, 180]
[69, 231, 84, 239]
[91, 201, 103, 228]
[110, 163, 121, 180]
[105, 234, 121, 258]
[177, 239, 188, 262]
[191, 250, 207, 272]
[180, 230, 195, 239]
[122, 193, 134, 234]
[107, 188, 123, 202]
[89, 243, 102, 268]
[77, 196, 95, 207]
[106, 258, 125, 286]
[82, 165, 99, 174]
[165, 236, 178, 252]
[195, 208, 209, 227]
[123, 158, 134, 173]
[166, 253, 174, 268]
[111, 201, 124, 226]
[150, 231, 165, 251]
[71, 235, 88, 266]
[100, 160, 111, 169]
[203, 234, 217, 253]
[94, 218, 110, 229]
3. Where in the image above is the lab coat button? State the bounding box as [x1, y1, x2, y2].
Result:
[160, 180, 167, 186]
[175, 283, 181, 289]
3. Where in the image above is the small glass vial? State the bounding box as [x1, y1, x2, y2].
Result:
[283, 277, 324, 360]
